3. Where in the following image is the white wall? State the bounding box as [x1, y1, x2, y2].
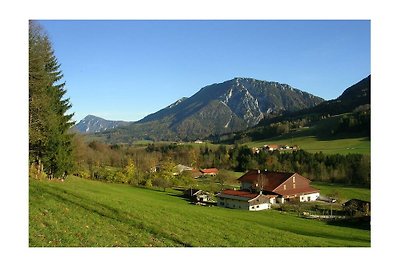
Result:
[300, 192, 320, 202]
[218, 198, 250, 210]
[217, 196, 273, 211]
[276, 197, 285, 204]
[249, 203, 270, 211]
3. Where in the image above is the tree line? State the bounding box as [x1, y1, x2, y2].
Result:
[29, 21, 74, 179]
[70, 136, 370, 187]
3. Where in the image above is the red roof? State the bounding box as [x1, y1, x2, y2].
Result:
[238, 170, 295, 191]
[201, 168, 219, 174]
[219, 190, 278, 200]
[219, 189, 259, 199]
[238, 170, 319, 197]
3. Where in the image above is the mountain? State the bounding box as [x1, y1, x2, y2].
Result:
[94, 77, 324, 142]
[219, 75, 371, 144]
[140, 78, 323, 127]
[74, 115, 131, 133]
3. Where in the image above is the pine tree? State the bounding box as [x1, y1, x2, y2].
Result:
[29, 21, 74, 178]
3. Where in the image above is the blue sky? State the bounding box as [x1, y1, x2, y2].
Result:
[38, 20, 370, 122]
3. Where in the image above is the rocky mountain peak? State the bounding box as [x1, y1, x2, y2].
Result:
[74, 115, 131, 134]
[84, 77, 325, 141]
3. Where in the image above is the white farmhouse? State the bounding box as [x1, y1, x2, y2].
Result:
[217, 189, 279, 211]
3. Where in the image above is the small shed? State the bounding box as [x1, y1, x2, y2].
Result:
[174, 164, 193, 175]
[184, 189, 212, 203]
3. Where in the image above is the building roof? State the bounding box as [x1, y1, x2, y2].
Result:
[201, 168, 219, 174]
[183, 189, 201, 196]
[175, 164, 193, 173]
[184, 189, 211, 197]
[238, 170, 295, 191]
[238, 170, 319, 197]
[218, 189, 278, 201]
[219, 189, 259, 199]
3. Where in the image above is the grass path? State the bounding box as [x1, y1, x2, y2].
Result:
[29, 176, 370, 247]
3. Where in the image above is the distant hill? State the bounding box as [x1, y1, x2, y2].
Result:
[93, 77, 324, 142]
[74, 115, 131, 134]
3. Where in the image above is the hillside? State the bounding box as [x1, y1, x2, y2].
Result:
[296, 75, 370, 117]
[29, 176, 370, 247]
[91, 77, 324, 142]
[258, 75, 371, 126]
[216, 75, 371, 148]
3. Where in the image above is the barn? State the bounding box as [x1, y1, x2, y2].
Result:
[238, 170, 320, 203]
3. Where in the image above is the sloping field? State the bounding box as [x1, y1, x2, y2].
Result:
[245, 114, 370, 155]
[247, 135, 370, 155]
[312, 182, 371, 202]
[29, 176, 370, 247]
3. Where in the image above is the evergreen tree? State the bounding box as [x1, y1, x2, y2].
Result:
[29, 21, 74, 178]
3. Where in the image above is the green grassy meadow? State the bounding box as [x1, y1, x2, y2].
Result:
[245, 113, 370, 155]
[311, 182, 370, 202]
[29, 176, 370, 247]
[246, 135, 370, 155]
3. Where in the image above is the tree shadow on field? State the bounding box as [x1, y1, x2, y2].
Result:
[327, 216, 371, 230]
[166, 192, 192, 203]
[37, 185, 192, 247]
[241, 216, 370, 244]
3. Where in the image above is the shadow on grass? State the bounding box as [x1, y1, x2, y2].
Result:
[36, 185, 193, 247]
[327, 216, 371, 230]
[241, 214, 370, 245]
[167, 192, 191, 201]
[315, 133, 370, 142]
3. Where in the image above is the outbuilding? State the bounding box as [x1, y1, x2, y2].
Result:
[217, 189, 278, 211]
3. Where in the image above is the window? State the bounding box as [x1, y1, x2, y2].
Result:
[293, 183, 296, 189]
[293, 176, 296, 183]
[283, 184, 286, 190]
[256, 205, 259, 208]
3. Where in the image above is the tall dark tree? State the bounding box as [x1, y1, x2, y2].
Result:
[29, 21, 74, 178]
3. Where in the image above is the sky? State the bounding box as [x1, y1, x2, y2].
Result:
[38, 20, 371, 123]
